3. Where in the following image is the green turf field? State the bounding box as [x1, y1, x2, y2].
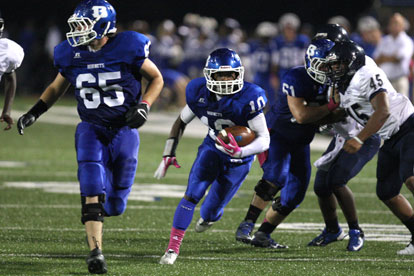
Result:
[1, 97, 413, 275]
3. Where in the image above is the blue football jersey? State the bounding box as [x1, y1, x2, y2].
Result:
[273, 34, 310, 78]
[267, 66, 327, 144]
[54, 31, 150, 127]
[186, 77, 267, 161]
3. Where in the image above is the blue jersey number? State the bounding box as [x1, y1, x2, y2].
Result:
[76, 72, 125, 109]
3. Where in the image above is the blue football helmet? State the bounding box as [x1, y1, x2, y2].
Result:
[203, 48, 244, 95]
[304, 39, 336, 84]
[66, 0, 117, 47]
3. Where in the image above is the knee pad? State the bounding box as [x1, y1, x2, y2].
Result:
[81, 194, 106, 224]
[254, 179, 280, 201]
[271, 196, 294, 216]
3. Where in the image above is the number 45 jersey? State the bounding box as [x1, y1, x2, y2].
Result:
[54, 31, 150, 127]
[340, 56, 414, 140]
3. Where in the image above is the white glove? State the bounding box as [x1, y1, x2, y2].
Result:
[154, 156, 181, 179]
[153, 138, 181, 179]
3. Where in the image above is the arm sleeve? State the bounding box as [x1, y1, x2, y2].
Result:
[180, 104, 196, 124]
[5, 42, 24, 73]
[240, 113, 270, 158]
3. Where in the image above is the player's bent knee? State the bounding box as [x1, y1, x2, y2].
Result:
[254, 179, 280, 201]
[81, 194, 105, 224]
[313, 184, 333, 197]
[376, 186, 399, 201]
[105, 197, 127, 216]
[404, 176, 414, 193]
[271, 196, 294, 216]
[184, 194, 199, 204]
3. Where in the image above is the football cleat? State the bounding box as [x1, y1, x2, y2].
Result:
[159, 249, 178, 264]
[86, 248, 107, 274]
[250, 231, 288, 249]
[195, 218, 214, 233]
[235, 221, 254, 243]
[397, 242, 414, 255]
[347, 229, 365, 251]
[308, 227, 346, 246]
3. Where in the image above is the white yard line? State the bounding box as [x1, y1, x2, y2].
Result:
[2, 181, 408, 201]
[0, 252, 411, 263]
[0, 203, 395, 215]
[0, 223, 410, 244]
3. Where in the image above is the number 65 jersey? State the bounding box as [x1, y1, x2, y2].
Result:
[340, 56, 414, 140]
[54, 31, 150, 127]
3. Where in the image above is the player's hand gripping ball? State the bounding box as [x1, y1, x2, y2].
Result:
[216, 126, 256, 147]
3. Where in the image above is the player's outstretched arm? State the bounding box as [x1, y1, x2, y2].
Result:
[1, 72, 17, 130]
[17, 73, 70, 135]
[125, 59, 164, 129]
[154, 105, 195, 179]
[288, 95, 335, 124]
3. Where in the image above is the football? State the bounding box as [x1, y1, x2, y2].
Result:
[216, 126, 256, 147]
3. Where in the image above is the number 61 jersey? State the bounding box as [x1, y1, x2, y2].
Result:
[54, 31, 150, 127]
[340, 56, 414, 140]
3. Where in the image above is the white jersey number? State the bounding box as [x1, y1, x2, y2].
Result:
[201, 116, 235, 131]
[76, 72, 125, 109]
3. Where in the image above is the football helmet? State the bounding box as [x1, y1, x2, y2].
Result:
[304, 39, 336, 84]
[312, 24, 349, 42]
[66, 0, 117, 47]
[203, 48, 244, 95]
[324, 40, 366, 83]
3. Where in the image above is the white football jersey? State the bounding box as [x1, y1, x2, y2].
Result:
[332, 116, 363, 139]
[314, 117, 363, 171]
[0, 38, 25, 81]
[339, 56, 414, 140]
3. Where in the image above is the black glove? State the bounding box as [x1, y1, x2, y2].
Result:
[125, 101, 150, 128]
[17, 114, 36, 135]
[17, 99, 48, 135]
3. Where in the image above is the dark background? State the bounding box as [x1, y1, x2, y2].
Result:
[1, 0, 378, 31]
[2, 0, 414, 95]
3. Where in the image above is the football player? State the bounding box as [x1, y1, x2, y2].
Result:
[235, 25, 380, 252]
[234, 38, 346, 249]
[0, 12, 24, 130]
[248, 21, 278, 107]
[154, 48, 270, 264]
[306, 24, 381, 252]
[324, 40, 414, 255]
[271, 13, 310, 92]
[16, 0, 163, 273]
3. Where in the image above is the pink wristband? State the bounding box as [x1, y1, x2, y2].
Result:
[141, 100, 151, 107]
[327, 99, 339, 112]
